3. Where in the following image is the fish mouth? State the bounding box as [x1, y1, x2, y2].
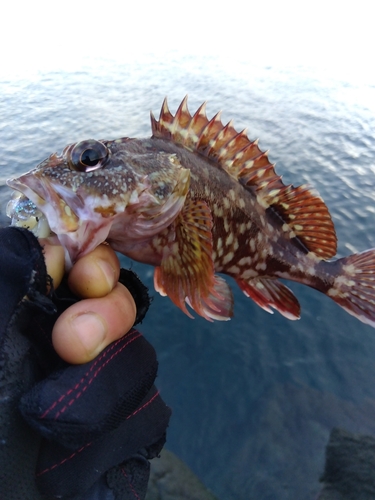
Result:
[6, 174, 98, 267]
[7, 174, 82, 235]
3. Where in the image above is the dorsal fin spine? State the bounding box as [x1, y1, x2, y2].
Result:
[161, 98, 171, 119]
[174, 96, 191, 131]
[187, 102, 208, 146]
[216, 127, 249, 163]
[206, 120, 237, 157]
[196, 112, 223, 151]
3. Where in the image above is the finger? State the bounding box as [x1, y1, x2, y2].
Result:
[52, 283, 137, 364]
[68, 244, 120, 298]
[40, 240, 65, 290]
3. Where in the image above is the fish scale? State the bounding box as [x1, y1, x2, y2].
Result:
[6, 96, 375, 327]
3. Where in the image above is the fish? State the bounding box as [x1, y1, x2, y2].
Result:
[6, 96, 375, 326]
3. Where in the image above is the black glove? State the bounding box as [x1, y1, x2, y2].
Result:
[0, 227, 171, 500]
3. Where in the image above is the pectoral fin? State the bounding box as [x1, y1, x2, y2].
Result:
[154, 198, 233, 320]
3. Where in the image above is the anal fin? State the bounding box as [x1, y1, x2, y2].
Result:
[236, 276, 301, 320]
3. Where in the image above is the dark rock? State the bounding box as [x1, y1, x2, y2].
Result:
[318, 428, 375, 500]
[146, 449, 218, 500]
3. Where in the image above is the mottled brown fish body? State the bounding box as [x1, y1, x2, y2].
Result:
[116, 136, 336, 320]
[6, 97, 375, 327]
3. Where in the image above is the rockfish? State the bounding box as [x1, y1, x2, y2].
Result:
[7, 97, 375, 326]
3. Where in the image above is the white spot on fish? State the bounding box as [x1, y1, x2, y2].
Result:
[229, 189, 236, 201]
[214, 204, 224, 217]
[242, 269, 258, 279]
[256, 193, 269, 209]
[327, 287, 339, 297]
[257, 168, 266, 178]
[222, 252, 234, 265]
[306, 251, 321, 262]
[226, 233, 234, 246]
[269, 189, 280, 198]
[239, 256, 253, 266]
[335, 275, 356, 287]
[227, 265, 240, 274]
[256, 262, 267, 271]
[343, 263, 357, 276]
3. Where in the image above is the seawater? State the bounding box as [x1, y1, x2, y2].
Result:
[1, 55, 375, 500]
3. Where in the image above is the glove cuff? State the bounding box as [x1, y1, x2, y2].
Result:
[118, 269, 152, 325]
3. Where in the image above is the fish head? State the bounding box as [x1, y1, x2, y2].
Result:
[7, 137, 190, 267]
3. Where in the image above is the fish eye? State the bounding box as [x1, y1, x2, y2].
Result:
[69, 140, 109, 172]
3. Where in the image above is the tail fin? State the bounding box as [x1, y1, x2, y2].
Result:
[327, 249, 375, 328]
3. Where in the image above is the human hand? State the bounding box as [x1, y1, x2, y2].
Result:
[0, 227, 170, 500]
[41, 242, 136, 363]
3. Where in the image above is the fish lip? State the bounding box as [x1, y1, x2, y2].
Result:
[7, 175, 81, 233]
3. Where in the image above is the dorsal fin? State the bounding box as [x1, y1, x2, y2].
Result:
[151, 96, 285, 190]
[150, 96, 337, 259]
[257, 183, 337, 258]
